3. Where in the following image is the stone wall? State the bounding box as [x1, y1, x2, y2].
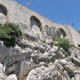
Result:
[0, 0, 61, 28]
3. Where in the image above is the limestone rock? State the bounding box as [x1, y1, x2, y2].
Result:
[19, 39, 36, 48]
[75, 74, 80, 80]
[0, 63, 18, 80]
[0, 73, 6, 80]
[45, 39, 54, 47]
[43, 26, 56, 40]
[71, 57, 80, 66]
[0, 63, 5, 73]
[6, 74, 18, 80]
[49, 46, 58, 53]
[27, 65, 58, 80]
[39, 62, 47, 67]
[19, 59, 33, 79]
[59, 59, 68, 66]
[39, 51, 57, 62]
[74, 70, 80, 74]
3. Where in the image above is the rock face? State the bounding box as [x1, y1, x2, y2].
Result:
[0, 63, 17, 80]
[0, 25, 80, 80]
[0, 29, 80, 80]
[6, 74, 18, 80]
[27, 64, 57, 80]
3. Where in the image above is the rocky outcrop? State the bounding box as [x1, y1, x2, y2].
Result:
[27, 63, 57, 80]
[0, 24, 80, 80]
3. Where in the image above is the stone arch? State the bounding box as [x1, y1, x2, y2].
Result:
[59, 28, 67, 38]
[0, 4, 8, 23]
[78, 44, 80, 47]
[30, 16, 42, 29]
[30, 16, 43, 40]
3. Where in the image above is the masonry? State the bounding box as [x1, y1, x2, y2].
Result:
[0, 0, 80, 46]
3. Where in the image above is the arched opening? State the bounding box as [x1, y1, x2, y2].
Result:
[30, 16, 41, 29]
[0, 4, 7, 23]
[78, 44, 80, 48]
[30, 16, 42, 40]
[59, 28, 66, 38]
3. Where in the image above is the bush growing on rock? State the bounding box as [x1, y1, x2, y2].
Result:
[55, 37, 70, 50]
[0, 23, 22, 47]
[78, 31, 80, 33]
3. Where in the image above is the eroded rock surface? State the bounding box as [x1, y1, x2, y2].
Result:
[0, 25, 80, 80]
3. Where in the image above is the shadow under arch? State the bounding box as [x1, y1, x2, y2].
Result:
[30, 16, 42, 29]
[59, 28, 67, 38]
[45, 25, 48, 27]
[0, 4, 7, 16]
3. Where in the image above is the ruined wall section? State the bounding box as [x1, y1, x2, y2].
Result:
[67, 25, 80, 46]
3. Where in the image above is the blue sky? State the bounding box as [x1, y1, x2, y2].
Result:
[15, 0, 80, 31]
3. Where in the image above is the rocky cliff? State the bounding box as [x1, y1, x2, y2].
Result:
[0, 24, 80, 80]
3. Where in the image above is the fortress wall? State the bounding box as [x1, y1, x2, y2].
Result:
[68, 25, 80, 46]
[58, 24, 80, 46]
[56, 25, 71, 40]
[0, 0, 62, 29]
[0, 0, 72, 41]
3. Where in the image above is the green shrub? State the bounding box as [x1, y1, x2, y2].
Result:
[0, 23, 2, 27]
[78, 31, 80, 33]
[0, 23, 22, 47]
[68, 71, 74, 78]
[55, 49, 62, 58]
[74, 65, 79, 69]
[74, 54, 78, 58]
[55, 37, 70, 50]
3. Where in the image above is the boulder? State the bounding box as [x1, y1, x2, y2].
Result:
[0, 73, 6, 80]
[39, 51, 57, 62]
[6, 74, 17, 80]
[49, 46, 58, 53]
[71, 57, 80, 67]
[27, 65, 58, 80]
[43, 26, 56, 40]
[75, 74, 80, 80]
[0, 63, 6, 80]
[19, 59, 33, 80]
[0, 63, 5, 73]
[59, 59, 68, 66]
[45, 39, 54, 47]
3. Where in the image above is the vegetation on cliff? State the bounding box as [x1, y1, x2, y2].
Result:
[0, 23, 22, 47]
[78, 31, 80, 33]
[55, 37, 70, 50]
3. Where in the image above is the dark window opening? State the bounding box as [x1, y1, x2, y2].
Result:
[30, 16, 41, 29]
[78, 44, 80, 47]
[59, 28, 66, 38]
[0, 4, 7, 16]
